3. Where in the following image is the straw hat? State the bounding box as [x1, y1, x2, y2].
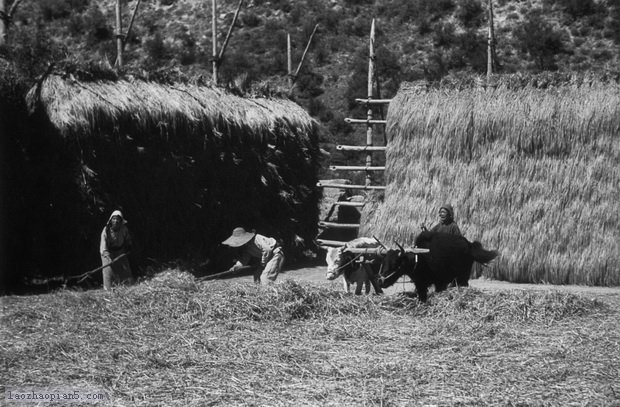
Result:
[222, 227, 256, 247]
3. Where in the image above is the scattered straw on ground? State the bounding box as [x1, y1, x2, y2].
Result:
[2, 270, 619, 406]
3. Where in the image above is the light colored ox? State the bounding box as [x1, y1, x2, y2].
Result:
[325, 237, 383, 295]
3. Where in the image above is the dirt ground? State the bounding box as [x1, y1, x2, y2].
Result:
[224, 263, 620, 303]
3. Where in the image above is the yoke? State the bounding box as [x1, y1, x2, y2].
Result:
[343, 247, 430, 255]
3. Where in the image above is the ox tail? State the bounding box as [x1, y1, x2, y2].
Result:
[470, 241, 499, 265]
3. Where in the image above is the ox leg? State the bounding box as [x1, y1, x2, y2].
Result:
[435, 282, 449, 293]
[415, 284, 429, 302]
[342, 276, 351, 293]
[364, 279, 371, 294]
[354, 280, 363, 295]
[369, 278, 383, 295]
[455, 276, 469, 287]
[362, 264, 383, 294]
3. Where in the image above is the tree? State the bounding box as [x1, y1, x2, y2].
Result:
[0, 0, 24, 46]
[514, 9, 566, 71]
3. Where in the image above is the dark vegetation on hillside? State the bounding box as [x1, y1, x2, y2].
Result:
[3, 0, 620, 166]
[1, 0, 619, 292]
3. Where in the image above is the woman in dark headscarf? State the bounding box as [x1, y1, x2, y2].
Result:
[429, 204, 462, 236]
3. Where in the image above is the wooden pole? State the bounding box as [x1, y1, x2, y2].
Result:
[0, 0, 6, 47]
[291, 23, 319, 86]
[354, 98, 392, 105]
[316, 182, 386, 191]
[0, 0, 24, 46]
[344, 118, 386, 125]
[337, 145, 387, 152]
[318, 221, 360, 229]
[287, 33, 292, 88]
[217, 0, 243, 63]
[122, 0, 142, 52]
[487, 0, 495, 84]
[115, 0, 123, 68]
[366, 19, 376, 187]
[212, 0, 218, 84]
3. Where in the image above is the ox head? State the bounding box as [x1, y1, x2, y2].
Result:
[377, 242, 416, 288]
[325, 246, 346, 280]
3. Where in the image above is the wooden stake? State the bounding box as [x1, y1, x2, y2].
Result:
[487, 0, 495, 84]
[0, 0, 7, 46]
[0, 0, 24, 46]
[366, 19, 376, 187]
[291, 23, 319, 87]
[212, 0, 218, 84]
[218, 0, 244, 63]
[115, 0, 123, 68]
[122, 0, 142, 52]
[287, 33, 292, 88]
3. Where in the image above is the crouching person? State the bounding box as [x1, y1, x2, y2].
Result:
[222, 227, 284, 284]
[100, 210, 133, 290]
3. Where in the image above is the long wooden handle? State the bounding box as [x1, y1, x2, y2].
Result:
[70, 252, 130, 283]
[199, 265, 256, 281]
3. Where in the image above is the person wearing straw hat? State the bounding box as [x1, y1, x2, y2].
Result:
[222, 227, 284, 284]
[425, 204, 462, 236]
[100, 210, 133, 290]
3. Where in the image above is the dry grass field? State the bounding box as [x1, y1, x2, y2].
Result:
[2, 269, 619, 406]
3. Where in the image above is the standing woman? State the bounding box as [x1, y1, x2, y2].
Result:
[100, 210, 133, 290]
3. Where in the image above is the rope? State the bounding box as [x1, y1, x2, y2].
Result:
[333, 252, 364, 274]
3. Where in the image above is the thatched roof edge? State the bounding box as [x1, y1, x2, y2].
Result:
[27, 74, 318, 142]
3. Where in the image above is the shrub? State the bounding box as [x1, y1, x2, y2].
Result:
[145, 32, 169, 62]
[433, 22, 457, 48]
[456, 0, 485, 28]
[84, 4, 112, 45]
[241, 12, 261, 28]
[606, 2, 620, 44]
[514, 10, 567, 70]
[557, 0, 597, 20]
[39, 0, 89, 21]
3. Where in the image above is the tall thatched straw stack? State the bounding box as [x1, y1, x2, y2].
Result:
[22, 73, 320, 280]
[361, 75, 620, 286]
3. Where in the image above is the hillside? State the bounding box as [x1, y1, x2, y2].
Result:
[2, 0, 620, 175]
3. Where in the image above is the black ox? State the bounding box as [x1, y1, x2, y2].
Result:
[378, 231, 499, 302]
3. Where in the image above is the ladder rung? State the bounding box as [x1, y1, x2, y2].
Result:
[318, 221, 360, 229]
[330, 165, 385, 171]
[333, 201, 365, 207]
[354, 98, 392, 105]
[337, 145, 387, 152]
[317, 182, 386, 190]
[316, 239, 347, 247]
[344, 118, 387, 125]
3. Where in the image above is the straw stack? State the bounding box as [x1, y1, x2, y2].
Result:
[362, 74, 620, 285]
[17, 72, 321, 281]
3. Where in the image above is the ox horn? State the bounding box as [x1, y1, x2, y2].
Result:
[394, 241, 405, 255]
[372, 235, 388, 250]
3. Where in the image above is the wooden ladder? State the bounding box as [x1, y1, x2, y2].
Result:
[316, 19, 391, 248]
